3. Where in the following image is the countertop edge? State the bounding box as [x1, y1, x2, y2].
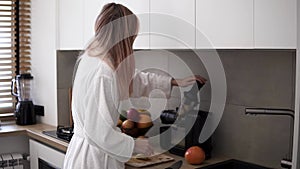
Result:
[0, 122, 69, 152]
[26, 129, 68, 152]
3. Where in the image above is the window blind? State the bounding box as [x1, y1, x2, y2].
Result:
[18, 0, 31, 74]
[0, 0, 31, 115]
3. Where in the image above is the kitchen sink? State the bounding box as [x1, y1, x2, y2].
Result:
[197, 159, 271, 169]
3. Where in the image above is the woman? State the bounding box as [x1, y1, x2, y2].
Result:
[63, 3, 206, 169]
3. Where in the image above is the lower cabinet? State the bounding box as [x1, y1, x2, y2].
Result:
[29, 139, 65, 169]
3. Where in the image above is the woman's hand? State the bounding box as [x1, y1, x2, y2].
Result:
[133, 138, 154, 156]
[171, 75, 207, 87]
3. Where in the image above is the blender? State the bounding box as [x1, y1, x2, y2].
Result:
[11, 73, 36, 125]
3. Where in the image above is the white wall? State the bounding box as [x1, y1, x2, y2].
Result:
[292, 0, 300, 168]
[31, 0, 58, 126]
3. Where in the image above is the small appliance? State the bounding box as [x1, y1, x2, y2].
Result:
[11, 73, 36, 125]
[160, 81, 212, 158]
[43, 126, 74, 142]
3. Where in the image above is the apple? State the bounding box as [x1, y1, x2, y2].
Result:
[127, 108, 140, 122]
[121, 120, 135, 129]
[121, 119, 138, 137]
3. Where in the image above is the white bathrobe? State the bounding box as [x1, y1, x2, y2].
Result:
[63, 53, 172, 169]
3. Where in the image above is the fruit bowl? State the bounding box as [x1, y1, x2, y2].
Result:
[137, 123, 153, 136]
[121, 124, 153, 138]
[122, 127, 139, 138]
[118, 109, 153, 138]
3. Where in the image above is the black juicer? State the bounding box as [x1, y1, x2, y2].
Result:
[160, 81, 212, 158]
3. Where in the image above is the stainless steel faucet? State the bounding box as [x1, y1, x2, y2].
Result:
[245, 107, 294, 169]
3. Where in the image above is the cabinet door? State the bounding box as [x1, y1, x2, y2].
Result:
[58, 0, 84, 50]
[30, 140, 65, 169]
[196, 0, 253, 49]
[83, 0, 149, 49]
[150, 0, 195, 49]
[254, 0, 297, 48]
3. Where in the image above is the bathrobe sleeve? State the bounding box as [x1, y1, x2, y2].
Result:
[131, 70, 173, 98]
[83, 75, 134, 162]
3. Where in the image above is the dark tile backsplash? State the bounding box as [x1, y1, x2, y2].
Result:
[219, 49, 295, 108]
[56, 49, 296, 168]
[56, 50, 81, 126]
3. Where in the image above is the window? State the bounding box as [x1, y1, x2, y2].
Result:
[0, 0, 31, 116]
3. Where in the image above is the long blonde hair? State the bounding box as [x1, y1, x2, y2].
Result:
[86, 3, 139, 99]
[86, 3, 139, 69]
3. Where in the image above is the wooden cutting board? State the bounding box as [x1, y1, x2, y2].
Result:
[126, 154, 174, 168]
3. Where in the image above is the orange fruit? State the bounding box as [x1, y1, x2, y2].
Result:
[137, 114, 153, 129]
[185, 146, 206, 165]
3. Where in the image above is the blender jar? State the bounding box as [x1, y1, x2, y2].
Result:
[12, 74, 33, 101]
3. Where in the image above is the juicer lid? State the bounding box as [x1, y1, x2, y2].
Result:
[16, 73, 33, 80]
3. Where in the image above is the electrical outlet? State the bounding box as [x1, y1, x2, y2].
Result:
[34, 105, 44, 116]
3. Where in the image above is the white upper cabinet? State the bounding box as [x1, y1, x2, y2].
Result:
[57, 0, 296, 50]
[58, 0, 84, 50]
[150, 0, 195, 49]
[254, 0, 297, 49]
[83, 0, 149, 49]
[196, 0, 254, 49]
